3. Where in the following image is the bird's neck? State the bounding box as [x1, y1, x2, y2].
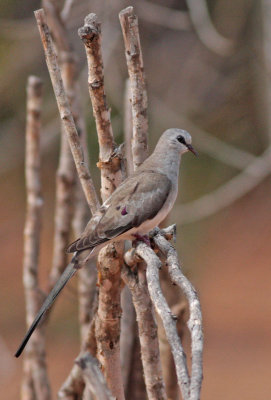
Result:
[139, 148, 181, 184]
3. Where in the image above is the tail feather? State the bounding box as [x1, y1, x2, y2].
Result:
[15, 262, 77, 358]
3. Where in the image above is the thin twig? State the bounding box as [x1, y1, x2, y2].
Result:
[22, 76, 51, 400]
[119, 6, 148, 169]
[186, 0, 234, 56]
[122, 260, 167, 400]
[136, 0, 191, 31]
[153, 230, 203, 400]
[34, 8, 100, 215]
[61, 0, 75, 22]
[78, 13, 124, 400]
[75, 353, 114, 400]
[58, 363, 85, 400]
[174, 146, 271, 224]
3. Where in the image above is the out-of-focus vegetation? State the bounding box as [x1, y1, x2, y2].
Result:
[1, 1, 271, 399]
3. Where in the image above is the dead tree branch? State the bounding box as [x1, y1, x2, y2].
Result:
[78, 13, 124, 400]
[58, 363, 85, 400]
[34, 8, 100, 214]
[76, 353, 114, 400]
[119, 6, 148, 169]
[120, 285, 136, 393]
[153, 228, 203, 400]
[22, 75, 51, 400]
[122, 260, 166, 400]
[133, 243, 190, 400]
[123, 79, 134, 176]
[78, 13, 122, 198]
[42, 0, 77, 291]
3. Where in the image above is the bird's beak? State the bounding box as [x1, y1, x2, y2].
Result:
[186, 144, 198, 156]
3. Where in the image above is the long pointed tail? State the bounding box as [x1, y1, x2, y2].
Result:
[15, 261, 77, 358]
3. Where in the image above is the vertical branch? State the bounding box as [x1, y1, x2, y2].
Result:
[22, 76, 51, 400]
[120, 285, 136, 392]
[120, 7, 166, 399]
[78, 13, 122, 199]
[42, 0, 97, 346]
[78, 13, 124, 400]
[134, 244, 191, 400]
[153, 233, 203, 400]
[42, 0, 77, 290]
[34, 9, 100, 215]
[123, 79, 134, 176]
[119, 6, 148, 169]
[122, 260, 167, 400]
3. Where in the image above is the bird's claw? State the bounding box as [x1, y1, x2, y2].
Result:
[132, 233, 151, 247]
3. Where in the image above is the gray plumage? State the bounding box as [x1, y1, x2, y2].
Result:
[15, 128, 196, 357]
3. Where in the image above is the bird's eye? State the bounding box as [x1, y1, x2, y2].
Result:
[177, 135, 186, 145]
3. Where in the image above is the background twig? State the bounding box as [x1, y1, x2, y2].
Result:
[22, 76, 51, 400]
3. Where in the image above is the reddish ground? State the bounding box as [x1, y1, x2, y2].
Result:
[1, 170, 271, 399]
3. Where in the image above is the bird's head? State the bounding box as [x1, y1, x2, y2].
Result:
[162, 128, 198, 156]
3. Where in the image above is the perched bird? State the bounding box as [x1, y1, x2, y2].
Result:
[15, 128, 197, 357]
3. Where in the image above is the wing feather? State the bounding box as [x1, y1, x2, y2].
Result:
[67, 172, 171, 253]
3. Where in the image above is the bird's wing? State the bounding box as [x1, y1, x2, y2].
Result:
[67, 171, 172, 253]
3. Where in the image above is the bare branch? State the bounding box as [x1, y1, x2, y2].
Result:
[120, 285, 136, 392]
[94, 243, 124, 400]
[61, 0, 75, 22]
[58, 363, 85, 400]
[42, 0, 77, 291]
[78, 13, 124, 399]
[153, 231, 203, 400]
[123, 79, 134, 176]
[22, 75, 51, 400]
[186, 0, 234, 56]
[119, 6, 148, 169]
[75, 353, 115, 400]
[136, 0, 191, 31]
[133, 243, 190, 400]
[122, 261, 166, 400]
[34, 9, 100, 215]
[78, 13, 122, 199]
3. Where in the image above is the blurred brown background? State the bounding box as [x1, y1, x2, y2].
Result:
[1, 0, 270, 398]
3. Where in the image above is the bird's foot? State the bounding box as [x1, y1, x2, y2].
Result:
[132, 233, 151, 247]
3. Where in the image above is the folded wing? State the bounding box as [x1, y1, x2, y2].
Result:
[67, 171, 171, 253]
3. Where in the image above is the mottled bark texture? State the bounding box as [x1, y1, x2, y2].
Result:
[119, 6, 148, 169]
[123, 79, 134, 176]
[122, 259, 166, 400]
[153, 231, 203, 400]
[22, 76, 51, 400]
[42, 0, 97, 348]
[129, 241, 190, 400]
[78, 13, 122, 199]
[35, 9, 100, 215]
[42, 0, 77, 291]
[78, 13, 124, 400]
